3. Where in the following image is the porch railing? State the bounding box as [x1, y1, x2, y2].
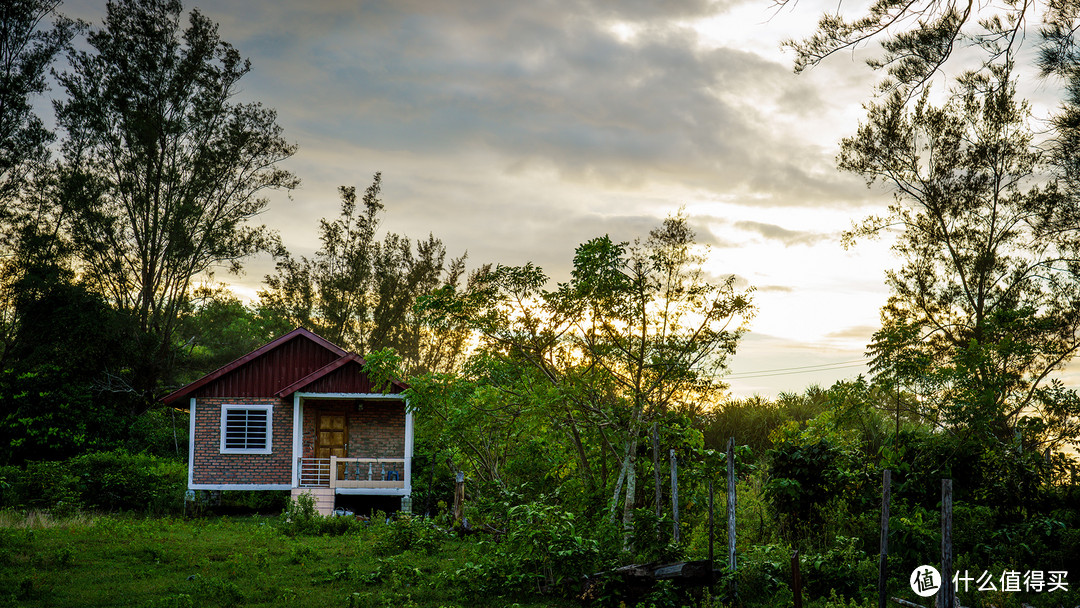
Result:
[297, 457, 406, 489]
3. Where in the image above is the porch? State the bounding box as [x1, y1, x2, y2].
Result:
[289, 392, 413, 515]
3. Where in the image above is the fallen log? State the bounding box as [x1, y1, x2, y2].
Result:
[610, 560, 714, 581]
[580, 560, 720, 603]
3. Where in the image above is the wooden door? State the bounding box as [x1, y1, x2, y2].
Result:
[315, 414, 348, 484]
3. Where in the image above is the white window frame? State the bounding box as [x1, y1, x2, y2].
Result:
[219, 404, 274, 455]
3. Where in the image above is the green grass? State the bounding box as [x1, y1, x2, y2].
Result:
[0, 511, 578, 608]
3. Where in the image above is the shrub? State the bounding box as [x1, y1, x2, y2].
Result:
[765, 412, 863, 545]
[800, 536, 875, 601]
[629, 507, 680, 564]
[888, 502, 937, 573]
[279, 493, 368, 536]
[450, 501, 605, 596]
[71, 450, 186, 513]
[737, 544, 794, 607]
[9, 461, 83, 515]
[371, 514, 446, 556]
[0, 450, 186, 515]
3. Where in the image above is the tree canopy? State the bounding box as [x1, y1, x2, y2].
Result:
[841, 69, 1080, 450]
[51, 0, 298, 398]
[412, 212, 754, 532]
[259, 174, 470, 377]
[782, 0, 1080, 96]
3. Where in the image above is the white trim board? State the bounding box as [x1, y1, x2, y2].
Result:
[187, 398, 196, 489]
[295, 392, 405, 400]
[291, 393, 302, 487]
[334, 488, 411, 496]
[189, 484, 293, 491]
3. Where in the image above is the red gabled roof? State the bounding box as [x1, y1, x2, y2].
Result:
[274, 353, 409, 397]
[161, 327, 349, 405]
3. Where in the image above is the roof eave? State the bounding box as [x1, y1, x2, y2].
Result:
[160, 327, 349, 405]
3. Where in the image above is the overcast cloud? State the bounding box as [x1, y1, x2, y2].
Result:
[55, 0, 900, 395]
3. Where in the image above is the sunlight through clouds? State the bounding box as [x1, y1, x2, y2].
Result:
[57, 0, 906, 396]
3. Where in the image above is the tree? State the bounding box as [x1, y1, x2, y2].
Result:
[173, 285, 292, 384]
[0, 0, 76, 220]
[260, 173, 470, 376]
[0, 0, 78, 364]
[781, 0, 1079, 97]
[0, 262, 137, 463]
[52, 0, 298, 400]
[841, 69, 1080, 451]
[781, 0, 1080, 212]
[415, 213, 754, 532]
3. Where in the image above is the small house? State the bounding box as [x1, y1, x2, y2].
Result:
[162, 327, 413, 515]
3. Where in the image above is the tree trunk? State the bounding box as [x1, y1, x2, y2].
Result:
[622, 452, 637, 551]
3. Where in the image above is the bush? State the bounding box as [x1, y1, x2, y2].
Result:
[7, 461, 83, 515]
[629, 507, 680, 564]
[800, 536, 875, 601]
[737, 544, 794, 607]
[218, 490, 289, 514]
[278, 493, 367, 536]
[451, 501, 606, 595]
[765, 411, 863, 545]
[888, 502, 938, 573]
[0, 450, 185, 515]
[371, 514, 446, 556]
[71, 450, 186, 513]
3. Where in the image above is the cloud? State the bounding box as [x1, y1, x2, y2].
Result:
[825, 325, 878, 341]
[180, 0, 872, 209]
[734, 220, 832, 246]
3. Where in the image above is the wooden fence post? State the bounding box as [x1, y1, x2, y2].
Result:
[792, 549, 803, 608]
[879, 469, 891, 608]
[670, 449, 680, 543]
[669, 449, 678, 544]
[708, 479, 715, 585]
[653, 423, 662, 522]
[727, 437, 737, 597]
[453, 471, 465, 524]
[939, 479, 953, 608]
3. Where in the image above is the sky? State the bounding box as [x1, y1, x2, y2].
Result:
[54, 0, 1080, 398]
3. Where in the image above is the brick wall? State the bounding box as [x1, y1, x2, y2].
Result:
[191, 397, 293, 485]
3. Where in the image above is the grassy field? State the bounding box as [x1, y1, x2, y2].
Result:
[0, 511, 580, 608]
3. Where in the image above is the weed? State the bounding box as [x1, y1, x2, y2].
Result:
[372, 515, 446, 556]
[0, 509, 96, 529]
[252, 547, 270, 568]
[52, 546, 73, 568]
[288, 543, 317, 565]
[143, 593, 195, 608]
[16, 575, 34, 600]
[279, 493, 366, 536]
[183, 574, 245, 607]
[140, 544, 176, 565]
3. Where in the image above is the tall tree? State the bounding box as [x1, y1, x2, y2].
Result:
[0, 0, 76, 219]
[781, 0, 1080, 218]
[0, 262, 136, 464]
[415, 213, 754, 529]
[0, 0, 78, 365]
[53, 0, 298, 400]
[260, 173, 470, 376]
[173, 284, 292, 383]
[841, 69, 1080, 450]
